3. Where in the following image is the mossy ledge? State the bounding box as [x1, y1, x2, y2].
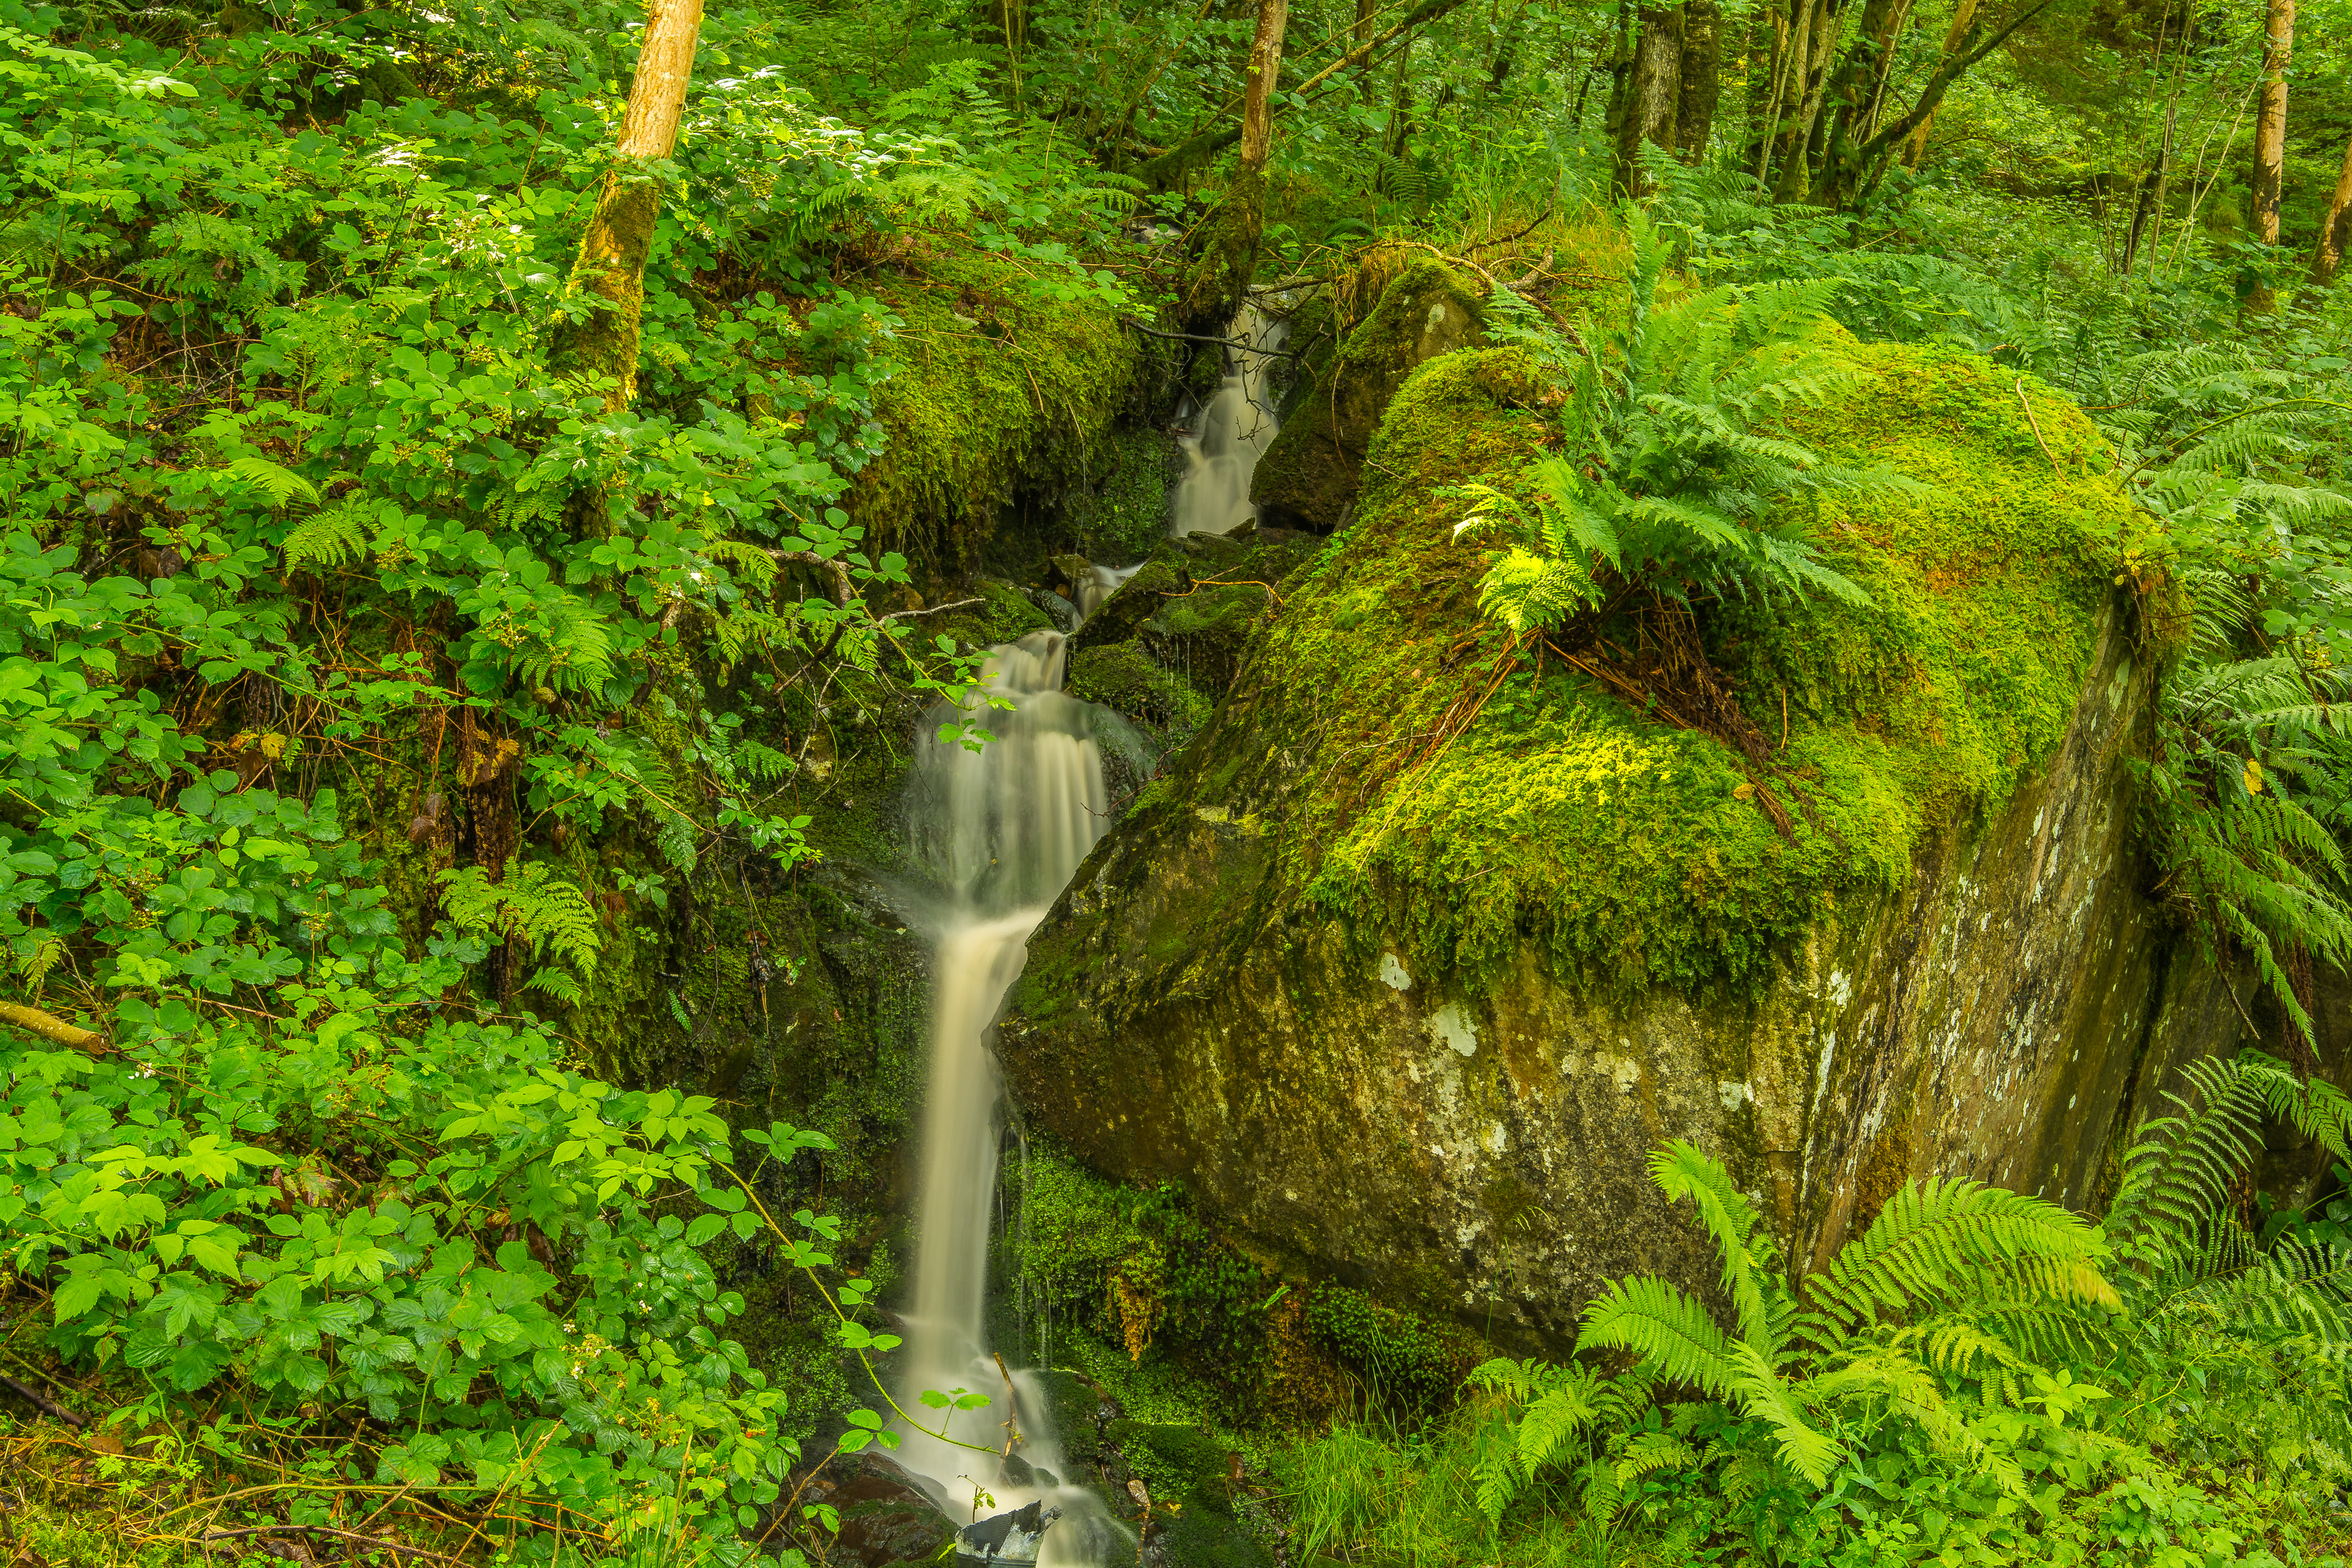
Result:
[999, 336, 2175, 1347]
[850, 247, 1163, 571]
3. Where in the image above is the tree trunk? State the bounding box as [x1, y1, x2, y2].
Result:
[2122, 93, 2177, 276]
[1900, 0, 1979, 169]
[1239, 0, 1291, 173]
[1675, 0, 1721, 164]
[1355, 0, 1376, 100]
[1603, 0, 1638, 153]
[2251, 0, 2292, 243]
[2305, 135, 2352, 296]
[1770, 0, 1842, 202]
[1613, 3, 1684, 196]
[1746, 0, 1798, 179]
[549, 0, 703, 406]
[1381, 31, 1416, 160]
[1813, 0, 1901, 204]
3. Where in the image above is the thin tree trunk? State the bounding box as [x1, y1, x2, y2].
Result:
[1900, 0, 1979, 169]
[1675, 0, 1721, 164]
[1356, 0, 1376, 100]
[1614, 2, 1684, 196]
[2304, 136, 2352, 296]
[1381, 31, 1416, 159]
[2122, 92, 2177, 276]
[2250, 0, 2292, 243]
[1239, 0, 1291, 172]
[550, 0, 704, 405]
[1814, 0, 1901, 203]
[1771, 0, 1841, 201]
[1748, 0, 1798, 179]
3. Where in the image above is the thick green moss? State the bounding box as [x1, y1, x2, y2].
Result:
[1067, 425, 1179, 565]
[1251, 258, 1486, 531]
[1175, 340, 2126, 995]
[855, 249, 1148, 566]
[1072, 643, 1214, 737]
[942, 576, 1058, 651]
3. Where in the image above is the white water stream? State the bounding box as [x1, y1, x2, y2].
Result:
[892, 306, 1282, 1562]
[895, 635, 1123, 1563]
[1172, 303, 1287, 538]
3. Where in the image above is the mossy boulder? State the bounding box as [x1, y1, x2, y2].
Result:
[1250, 259, 1486, 532]
[1001, 338, 2185, 1347]
[853, 248, 1162, 572]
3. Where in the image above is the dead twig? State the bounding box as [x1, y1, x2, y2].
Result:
[0, 1372, 86, 1428]
[880, 597, 984, 622]
[1160, 575, 1285, 607]
[197, 1525, 466, 1566]
[2016, 378, 2062, 470]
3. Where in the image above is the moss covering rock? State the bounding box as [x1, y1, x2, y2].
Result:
[1250, 258, 1487, 532]
[1000, 334, 2180, 1348]
[853, 248, 1162, 571]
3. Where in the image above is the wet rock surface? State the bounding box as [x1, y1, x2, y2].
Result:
[1250, 258, 1486, 532]
[773, 1452, 955, 1568]
[1017, 1370, 1279, 1568]
[999, 337, 2220, 1350]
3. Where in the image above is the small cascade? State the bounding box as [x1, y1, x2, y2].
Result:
[1171, 304, 1288, 537]
[896, 633, 1124, 1565]
[893, 300, 1292, 1565]
[1075, 562, 1140, 620]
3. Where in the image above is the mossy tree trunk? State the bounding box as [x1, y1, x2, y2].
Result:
[2251, 0, 2292, 245]
[2247, 0, 2292, 310]
[1612, 3, 1682, 197]
[2306, 136, 2352, 298]
[1239, 0, 1291, 176]
[549, 0, 705, 405]
[1180, 0, 1288, 323]
[1673, 0, 1720, 164]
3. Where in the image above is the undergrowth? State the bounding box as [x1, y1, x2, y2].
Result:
[1290, 1053, 2352, 1567]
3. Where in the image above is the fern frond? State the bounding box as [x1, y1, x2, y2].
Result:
[1647, 1140, 1782, 1354]
[280, 498, 374, 572]
[1577, 1274, 1736, 1395]
[1798, 1177, 2111, 1345]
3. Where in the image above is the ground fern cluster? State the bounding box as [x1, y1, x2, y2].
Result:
[1290, 1053, 2352, 1566]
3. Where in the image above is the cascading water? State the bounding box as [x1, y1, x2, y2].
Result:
[895, 634, 1125, 1564]
[893, 301, 1283, 1562]
[1172, 303, 1287, 537]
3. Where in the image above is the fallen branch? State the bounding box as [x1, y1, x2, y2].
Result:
[0, 1371, 87, 1428]
[1121, 319, 1306, 361]
[200, 1524, 468, 1566]
[0, 1002, 106, 1054]
[881, 596, 985, 623]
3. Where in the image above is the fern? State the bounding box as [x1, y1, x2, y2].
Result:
[1798, 1178, 2114, 1341]
[279, 497, 374, 572]
[436, 862, 601, 976]
[1456, 208, 1886, 637]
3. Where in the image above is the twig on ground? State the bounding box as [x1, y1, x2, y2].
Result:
[0, 1372, 86, 1428]
[198, 1524, 466, 1565]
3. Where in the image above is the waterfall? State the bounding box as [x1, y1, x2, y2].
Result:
[1171, 304, 1287, 537]
[893, 301, 1282, 1561]
[895, 633, 1123, 1564]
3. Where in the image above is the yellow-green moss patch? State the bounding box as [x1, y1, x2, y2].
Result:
[854, 249, 1150, 565]
[1179, 341, 2127, 995]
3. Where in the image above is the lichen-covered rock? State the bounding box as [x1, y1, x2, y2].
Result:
[1250, 258, 1486, 532]
[1000, 338, 2181, 1345]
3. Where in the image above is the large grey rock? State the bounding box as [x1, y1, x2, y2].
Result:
[996, 338, 2258, 1349]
